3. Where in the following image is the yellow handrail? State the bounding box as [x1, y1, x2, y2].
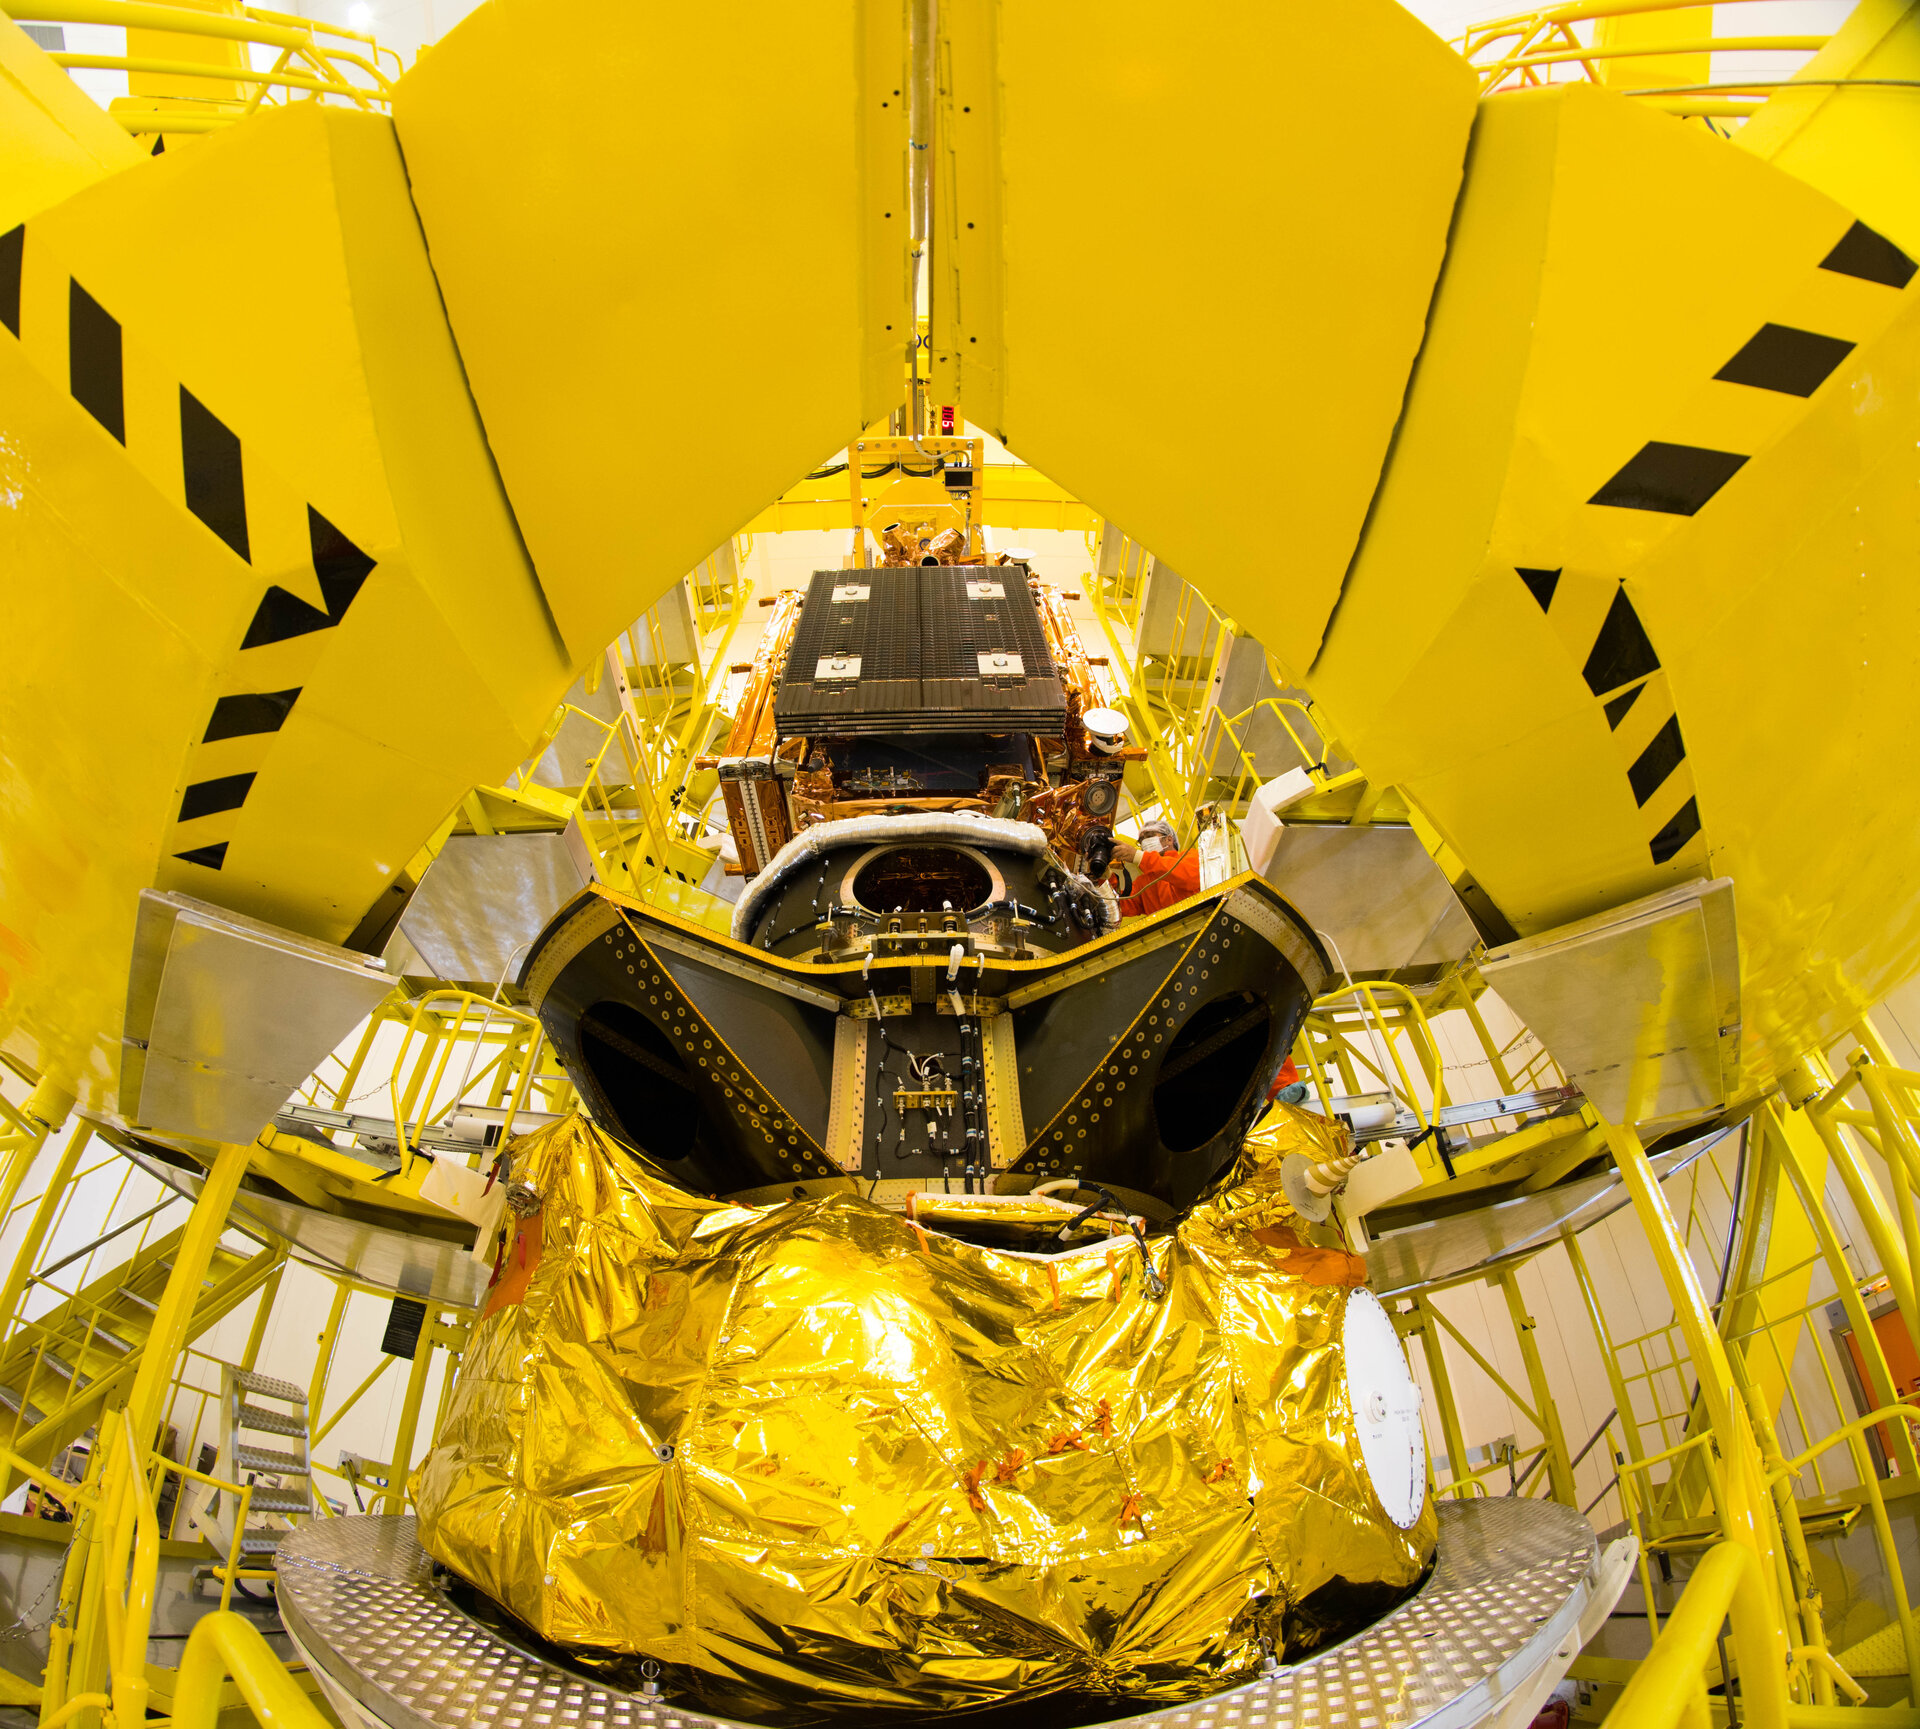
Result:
[10, 0, 324, 51]
[148, 1451, 255, 1611]
[171, 1611, 332, 1729]
[1769, 1401, 1920, 1479]
[53, 53, 378, 102]
[386, 989, 542, 1163]
[1455, 0, 1835, 119]
[1609, 1540, 1787, 1729]
[38, 1406, 273, 1729]
[1307, 977, 1448, 1131]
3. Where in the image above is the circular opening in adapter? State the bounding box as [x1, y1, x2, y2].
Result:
[852, 846, 993, 915]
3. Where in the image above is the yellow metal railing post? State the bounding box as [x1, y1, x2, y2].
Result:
[28, 1399, 319, 1729]
[1306, 979, 1447, 1133]
[377, 1322, 436, 1517]
[0, 1125, 93, 1352]
[1772, 1125, 1920, 1483]
[0, 1124, 93, 1502]
[1565, 1229, 1651, 1478]
[1407, 1296, 1477, 1499]
[308, 1279, 352, 1439]
[1601, 1117, 1791, 1688]
[1496, 1269, 1578, 1504]
[51, 1141, 252, 1727]
[100, 1414, 157, 1729]
[1770, 1405, 1920, 1706]
[1856, 1062, 1920, 1317]
[1806, 1065, 1920, 1349]
[36, 1436, 103, 1729]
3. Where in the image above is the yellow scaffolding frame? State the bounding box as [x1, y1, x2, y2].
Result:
[1454, 0, 1839, 126]
[4, 0, 399, 136]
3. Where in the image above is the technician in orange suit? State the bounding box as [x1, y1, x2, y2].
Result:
[1112, 819, 1201, 918]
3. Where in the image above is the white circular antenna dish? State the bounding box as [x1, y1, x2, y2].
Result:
[1343, 1287, 1427, 1529]
[1084, 707, 1130, 753]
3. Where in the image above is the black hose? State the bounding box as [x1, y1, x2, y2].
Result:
[1057, 1182, 1125, 1242]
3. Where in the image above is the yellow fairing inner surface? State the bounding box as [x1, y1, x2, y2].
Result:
[413, 1111, 1434, 1721]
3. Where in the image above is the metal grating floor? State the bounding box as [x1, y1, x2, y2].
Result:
[278, 1498, 1602, 1729]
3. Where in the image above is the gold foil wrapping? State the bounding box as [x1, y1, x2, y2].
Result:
[413, 1108, 1435, 1721]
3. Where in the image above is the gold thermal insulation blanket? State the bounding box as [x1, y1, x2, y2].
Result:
[413, 1109, 1434, 1720]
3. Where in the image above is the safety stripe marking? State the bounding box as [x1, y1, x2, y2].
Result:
[68, 279, 124, 444]
[0, 226, 21, 337]
[1518, 568, 1701, 867]
[178, 510, 376, 868]
[203, 688, 301, 741]
[179, 772, 256, 822]
[1819, 220, 1917, 291]
[240, 506, 373, 648]
[1517, 567, 1560, 612]
[1649, 798, 1702, 866]
[8, 227, 383, 879]
[1602, 681, 1644, 731]
[180, 386, 249, 561]
[1627, 713, 1685, 807]
[1589, 441, 1747, 517]
[1714, 322, 1855, 398]
[1582, 588, 1660, 697]
[1536, 224, 1900, 874]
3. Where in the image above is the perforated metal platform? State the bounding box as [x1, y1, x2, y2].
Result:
[277, 1499, 1606, 1729]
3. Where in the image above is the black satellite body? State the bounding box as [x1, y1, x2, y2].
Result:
[773, 566, 1068, 737]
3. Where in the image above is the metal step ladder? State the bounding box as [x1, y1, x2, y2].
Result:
[0, 1234, 274, 1484]
[190, 1364, 315, 1580]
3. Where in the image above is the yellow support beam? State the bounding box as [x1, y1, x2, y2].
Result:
[1496, 1269, 1578, 1505]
